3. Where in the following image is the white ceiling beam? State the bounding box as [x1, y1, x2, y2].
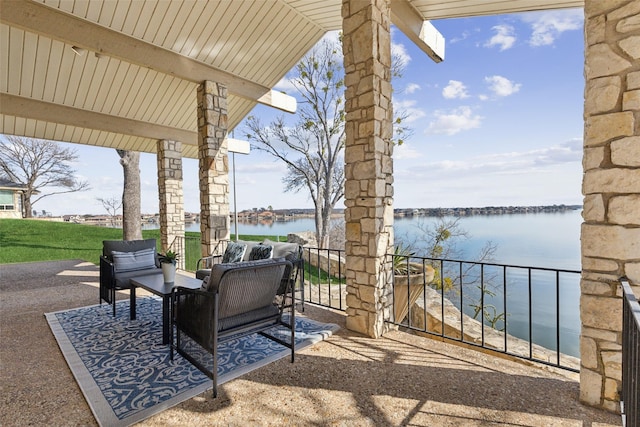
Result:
[0, 93, 198, 145]
[1, 0, 297, 113]
[390, 0, 445, 63]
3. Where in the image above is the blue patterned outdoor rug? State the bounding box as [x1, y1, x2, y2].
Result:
[45, 297, 339, 427]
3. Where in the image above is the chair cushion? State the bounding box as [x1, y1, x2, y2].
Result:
[218, 305, 279, 332]
[236, 240, 259, 261]
[221, 241, 247, 263]
[113, 268, 162, 289]
[112, 248, 157, 273]
[262, 239, 300, 261]
[248, 244, 273, 261]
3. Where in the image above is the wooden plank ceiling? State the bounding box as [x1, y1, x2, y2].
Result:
[0, 0, 583, 159]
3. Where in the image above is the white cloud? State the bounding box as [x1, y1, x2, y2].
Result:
[442, 80, 469, 99]
[392, 42, 411, 70]
[393, 142, 422, 160]
[321, 30, 341, 46]
[405, 83, 421, 94]
[485, 24, 516, 51]
[394, 99, 426, 124]
[400, 140, 582, 191]
[485, 75, 521, 97]
[520, 10, 583, 47]
[449, 29, 476, 44]
[426, 106, 482, 135]
[274, 76, 296, 93]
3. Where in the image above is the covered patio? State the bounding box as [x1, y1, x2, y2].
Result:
[1, 0, 638, 420]
[0, 259, 621, 426]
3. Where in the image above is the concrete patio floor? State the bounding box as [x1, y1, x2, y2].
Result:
[0, 259, 622, 426]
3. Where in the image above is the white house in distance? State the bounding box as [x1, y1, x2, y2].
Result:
[0, 179, 26, 219]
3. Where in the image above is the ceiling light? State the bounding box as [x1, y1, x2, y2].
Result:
[71, 46, 86, 56]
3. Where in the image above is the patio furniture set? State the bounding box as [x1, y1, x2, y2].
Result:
[99, 238, 304, 396]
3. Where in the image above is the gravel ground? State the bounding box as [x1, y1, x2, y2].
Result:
[0, 260, 622, 426]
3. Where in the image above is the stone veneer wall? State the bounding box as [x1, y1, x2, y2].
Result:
[581, 0, 640, 412]
[197, 81, 230, 257]
[156, 139, 185, 269]
[342, 0, 395, 338]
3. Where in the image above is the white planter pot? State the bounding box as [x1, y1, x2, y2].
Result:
[161, 263, 176, 284]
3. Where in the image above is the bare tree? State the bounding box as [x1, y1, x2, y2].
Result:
[0, 136, 89, 217]
[244, 38, 410, 248]
[244, 40, 345, 248]
[117, 150, 142, 241]
[97, 196, 122, 227]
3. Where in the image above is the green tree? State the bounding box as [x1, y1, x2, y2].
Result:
[0, 135, 89, 218]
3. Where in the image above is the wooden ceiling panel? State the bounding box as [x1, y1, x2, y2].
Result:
[285, 0, 343, 30]
[0, 25, 8, 93]
[148, 1, 182, 46]
[84, 0, 102, 22]
[31, 36, 52, 100]
[20, 32, 38, 96]
[174, 1, 213, 57]
[6, 27, 24, 95]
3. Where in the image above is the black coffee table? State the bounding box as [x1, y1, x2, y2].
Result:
[130, 272, 202, 345]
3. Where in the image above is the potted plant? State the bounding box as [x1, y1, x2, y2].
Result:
[392, 244, 435, 323]
[159, 250, 179, 283]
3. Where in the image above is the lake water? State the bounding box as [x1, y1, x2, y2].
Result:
[189, 209, 582, 270]
[184, 209, 583, 357]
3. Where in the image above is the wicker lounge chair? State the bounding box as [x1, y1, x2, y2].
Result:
[171, 258, 297, 397]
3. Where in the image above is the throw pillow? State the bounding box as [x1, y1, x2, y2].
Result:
[248, 244, 273, 261]
[222, 241, 247, 263]
[112, 248, 156, 272]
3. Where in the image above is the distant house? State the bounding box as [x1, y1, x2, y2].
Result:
[0, 179, 27, 219]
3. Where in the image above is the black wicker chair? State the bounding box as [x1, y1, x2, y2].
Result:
[171, 258, 297, 397]
[99, 239, 161, 316]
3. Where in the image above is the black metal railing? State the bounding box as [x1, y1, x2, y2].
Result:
[301, 246, 581, 371]
[621, 278, 639, 427]
[302, 247, 346, 311]
[176, 236, 227, 272]
[388, 254, 581, 372]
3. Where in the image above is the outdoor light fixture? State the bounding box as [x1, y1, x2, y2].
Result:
[71, 46, 86, 56]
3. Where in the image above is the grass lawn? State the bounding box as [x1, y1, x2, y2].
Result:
[0, 219, 285, 266]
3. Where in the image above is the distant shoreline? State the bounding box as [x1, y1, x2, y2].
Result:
[248, 204, 582, 219]
[393, 204, 582, 217]
[30, 204, 582, 224]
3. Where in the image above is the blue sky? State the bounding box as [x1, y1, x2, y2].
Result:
[34, 8, 585, 216]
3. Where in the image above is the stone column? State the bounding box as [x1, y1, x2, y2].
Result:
[157, 139, 185, 269]
[197, 81, 230, 257]
[342, 0, 395, 338]
[580, 0, 640, 413]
